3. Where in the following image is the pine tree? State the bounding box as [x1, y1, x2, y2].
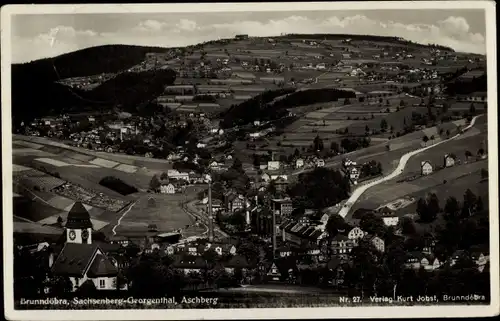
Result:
[149, 175, 161, 191]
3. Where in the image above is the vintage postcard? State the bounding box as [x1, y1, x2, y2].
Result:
[2, 1, 498, 320]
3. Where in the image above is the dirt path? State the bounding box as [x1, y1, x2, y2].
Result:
[112, 201, 137, 236]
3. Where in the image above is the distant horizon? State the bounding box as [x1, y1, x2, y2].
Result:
[11, 9, 486, 63]
[14, 33, 485, 65]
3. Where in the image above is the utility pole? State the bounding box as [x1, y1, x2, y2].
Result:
[207, 175, 214, 242]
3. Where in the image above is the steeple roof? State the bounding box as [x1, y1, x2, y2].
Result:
[66, 202, 93, 229]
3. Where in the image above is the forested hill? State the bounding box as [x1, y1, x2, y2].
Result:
[281, 34, 455, 52]
[12, 44, 170, 81]
[11, 45, 177, 126]
[221, 88, 356, 129]
[12, 69, 176, 126]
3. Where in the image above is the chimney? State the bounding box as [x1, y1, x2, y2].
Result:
[255, 195, 258, 206]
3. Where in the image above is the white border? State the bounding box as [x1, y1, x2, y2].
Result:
[2, 1, 498, 320]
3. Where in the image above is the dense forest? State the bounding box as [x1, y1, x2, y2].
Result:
[99, 176, 138, 196]
[445, 73, 487, 96]
[272, 88, 356, 109]
[282, 34, 454, 51]
[220, 88, 296, 128]
[11, 45, 176, 127]
[221, 88, 355, 129]
[287, 167, 351, 210]
[14, 44, 170, 80]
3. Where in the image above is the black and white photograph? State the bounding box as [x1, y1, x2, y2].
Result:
[2, 1, 498, 319]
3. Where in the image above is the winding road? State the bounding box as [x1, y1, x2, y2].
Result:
[337, 114, 483, 218]
[112, 201, 137, 236]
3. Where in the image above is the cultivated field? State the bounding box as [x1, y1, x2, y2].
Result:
[113, 192, 205, 237]
[403, 131, 487, 175]
[353, 159, 488, 211]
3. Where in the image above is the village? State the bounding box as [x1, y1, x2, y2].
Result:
[12, 32, 490, 305]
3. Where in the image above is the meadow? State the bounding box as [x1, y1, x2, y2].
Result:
[353, 159, 487, 211]
[113, 193, 202, 236]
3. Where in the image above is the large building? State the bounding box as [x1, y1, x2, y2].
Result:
[51, 202, 120, 291]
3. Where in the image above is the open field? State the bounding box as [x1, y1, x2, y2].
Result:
[14, 220, 64, 235]
[12, 148, 54, 157]
[450, 101, 487, 111]
[12, 140, 44, 149]
[13, 185, 111, 231]
[13, 193, 64, 222]
[113, 193, 204, 237]
[403, 132, 488, 175]
[288, 114, 485, 179]
[13, 135, 174, 172]
[353, 159, 488, 211]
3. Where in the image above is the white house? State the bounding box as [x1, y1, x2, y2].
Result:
[267, 161, 281, 171]
[261, 173, 271, 182]
[197, 143, 207, 148]
[167, 152, 182, 161]
[160, 183, 176, 194]
[209, 161, 222, 170]
[421, 161, 433, 175]
[366, 235, 385, 253]
[315, 159, 325, 167]
[347, 227, 365, 244]
[295, 158, 304, 169]
[270, 174, 288, 181]
[167, 169, 190, 181]
[443, 154, 456, 167]
[350, 167, 360, 181]
[316, 63, 326, 70]
[382, 215, 399, 227]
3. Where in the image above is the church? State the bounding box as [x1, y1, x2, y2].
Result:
[50, 201, 120, 291]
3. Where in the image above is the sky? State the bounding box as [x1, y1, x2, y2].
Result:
[10, 9, 487, 63]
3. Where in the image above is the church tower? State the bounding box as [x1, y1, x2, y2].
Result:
[65, 202, 93, 244]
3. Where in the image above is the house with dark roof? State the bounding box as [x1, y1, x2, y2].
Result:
[421, 161, 433, 175]
[51, 202, 120, 291]
[280, 219, 327, 246]
[265, 258, 299, 283]
[346, 226, 365, 245]
[277, 245, 293, 258]
[363, 234, 385, 253]
[404, 251, 441, 270]
[443, 154, 457, 167]
[330, 234, 355, 255]
[470, 248, 489, 272]
[449, 250, 467, 266]
[204, 242, 237, 256]
[223, 255, 250, 274]
[271, 198, 293, 216]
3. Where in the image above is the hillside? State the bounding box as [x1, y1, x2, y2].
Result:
[221, 88, 356, 128]
[282, 33, 454, 52]
[12, 68, 176, 126]
[11, 45, 176, 126]
[13, 44, 170, 80]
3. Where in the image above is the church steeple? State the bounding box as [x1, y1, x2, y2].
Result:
[65, 202, 93, 244]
